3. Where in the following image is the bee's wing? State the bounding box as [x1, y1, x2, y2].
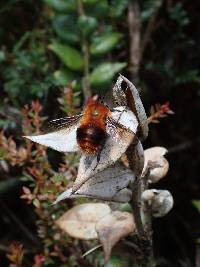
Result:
[45, 115, 82, 131]
[106, 107, 138, 141]
[106, 117, 128, 143]
[24, 114, 82, 152]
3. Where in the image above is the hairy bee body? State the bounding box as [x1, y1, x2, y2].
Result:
[76, 99, 110, 154]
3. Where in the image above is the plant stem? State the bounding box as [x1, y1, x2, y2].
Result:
[82, 39, 91, 100]
[127, 0, 141, 84]
[126, 140, 155, 267]
[127, 1, 155, 264]
[77, 0, 92, 100]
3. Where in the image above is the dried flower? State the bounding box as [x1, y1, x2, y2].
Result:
[24, 79, 140, 203]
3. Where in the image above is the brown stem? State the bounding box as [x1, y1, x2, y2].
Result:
[77, 0, 92, 100]
[126, 139, 155, 267]
[127, 0, 141, 84]
[127, 1, 166, 265]
[127, 1, 154, 263]
[82, 39, 91, 100]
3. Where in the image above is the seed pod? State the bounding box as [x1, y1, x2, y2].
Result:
[143, 147, 169, 183]
[142, 189, 174, 217]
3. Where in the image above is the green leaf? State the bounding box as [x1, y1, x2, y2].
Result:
[141, 0, 162, 22]
[86, 0, 109, 18]
[90, 32, 122, 55]
[0, 50, 5, 62]
[110, 0, 128, 18]
[119, 203, 132, 212]
[53, 69, 74, 86]
[96, 255, 127, 267]
[53, 15, 79, 44]
[13, 32, 30, 53]
[169, 3, 189, 26]
[77, 15, 98, 36]
[90, 62, 127, 86]
[83, 0, 99, 5]
[105, 256, 125, 267]
[20, 175, 35, 182]
[49, 42, 83, 71]
[33, 198, 40, 208]
[43, 0, 76, 12]
[192, 200, 200, 213]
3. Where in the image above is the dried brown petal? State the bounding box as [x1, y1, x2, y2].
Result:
[113, 75, 148, 140]
[143, 147, 169, 183]
[54, 164, 134, 204]
[142, 189, 174, 217]
[55, 203, 111, 240]
[96, 211, 135, 262]
[75, 164, 134, 200]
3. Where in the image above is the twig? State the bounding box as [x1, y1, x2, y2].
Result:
[77, 0, 92, 100]
[127, 141, 155, 267]
[0, 200, 40, 245]
[82, 244, 102, 258]
[147, 102, 174, 124]
[196, 245, 200, 267]
[127, 0, 141, 84]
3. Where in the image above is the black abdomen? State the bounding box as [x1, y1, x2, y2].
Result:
[76, 125, 107, 153]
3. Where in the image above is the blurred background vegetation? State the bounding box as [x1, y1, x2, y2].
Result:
[0, 0, 200, 266]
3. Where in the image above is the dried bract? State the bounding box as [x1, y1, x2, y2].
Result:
[55, 203, 111, 240]
[112, 75, 148, 140]
[96, 211, 136, 262]
[142, 189, 174, 217]
[54, 164, 135, 204]
[142, 146, 169, 183]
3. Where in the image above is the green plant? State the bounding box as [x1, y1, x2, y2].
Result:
[2, 32, 55, 107]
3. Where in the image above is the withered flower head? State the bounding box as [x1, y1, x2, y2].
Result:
[24, 75, 143, 203]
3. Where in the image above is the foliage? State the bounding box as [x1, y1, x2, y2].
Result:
[0, 99, 138, 267]
[193, 200, 200, 214]
[1, 101, 82, 266]
[1, 32, 55, 107]
[44, 0, 128, 93]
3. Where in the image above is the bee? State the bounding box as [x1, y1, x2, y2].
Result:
[24, 97, 138, 161]
[76, 98, 110, 154]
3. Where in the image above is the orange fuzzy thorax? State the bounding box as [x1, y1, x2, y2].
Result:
[80, 99, 110, 130]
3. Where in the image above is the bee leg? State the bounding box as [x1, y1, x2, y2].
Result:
[92, 136, 106, 171]
[92, 152, 101, 171]
[92, 147, 103, 171]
